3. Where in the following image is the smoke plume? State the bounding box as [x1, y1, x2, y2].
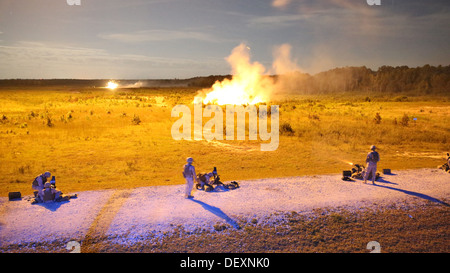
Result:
[194, 43, 302, 104]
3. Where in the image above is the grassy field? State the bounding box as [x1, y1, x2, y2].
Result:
[0, 85, 449, 197]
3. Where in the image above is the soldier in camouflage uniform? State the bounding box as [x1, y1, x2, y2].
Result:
[182, 157, 199, 198]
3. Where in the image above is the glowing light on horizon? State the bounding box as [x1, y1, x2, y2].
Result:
[106, 81, 118, 90]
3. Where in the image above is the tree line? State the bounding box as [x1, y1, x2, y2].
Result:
[275, 64, 450, 95]
[0, 64, 448, 95]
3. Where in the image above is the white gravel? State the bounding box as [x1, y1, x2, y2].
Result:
[0, 168, 449, 247]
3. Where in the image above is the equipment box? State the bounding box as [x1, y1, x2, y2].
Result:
[8, 192, 21, 201]
[342, 170, 352, 177]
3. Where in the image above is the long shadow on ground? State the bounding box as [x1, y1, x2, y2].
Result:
[372, 181, 450, 207]
[190, 199, 241, 229]
[33, 201, 70, 211]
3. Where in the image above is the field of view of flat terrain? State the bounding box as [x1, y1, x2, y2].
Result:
[2, 0, 450, 256]
[1, 79, 449, 253]
[1, 78, 449, 197]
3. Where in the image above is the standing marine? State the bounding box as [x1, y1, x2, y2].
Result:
[182, 157, 199, 198]
[364, 145, 380, 184]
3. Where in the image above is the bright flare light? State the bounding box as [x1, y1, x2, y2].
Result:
[106, 81, 118, 90]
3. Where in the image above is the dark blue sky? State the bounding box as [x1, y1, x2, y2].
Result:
[0, 0, 449, 79]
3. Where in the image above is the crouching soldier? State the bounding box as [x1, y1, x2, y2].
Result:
[32, 171, 51, 191]
[446, 153, 450, 173]
[33, 182, 77, 204]
[440, 153, 450, 172]
[442, 153, 450, 173]
[196, 172, 215, 192]
[32, 172, 51, 197]
[38, 182, 62, 203]
[31, 172, 77, 204]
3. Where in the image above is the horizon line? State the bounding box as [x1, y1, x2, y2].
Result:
[0, 63, 448, 81]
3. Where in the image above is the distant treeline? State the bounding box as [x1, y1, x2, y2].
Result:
[0, 65, 448, 94]
[0, 76, 233, 89]
[275, 64, 450, 95]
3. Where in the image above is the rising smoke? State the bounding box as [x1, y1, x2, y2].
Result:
[194, 43, 303, 104]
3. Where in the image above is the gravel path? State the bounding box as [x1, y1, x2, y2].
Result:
[0, 168, 449, 247]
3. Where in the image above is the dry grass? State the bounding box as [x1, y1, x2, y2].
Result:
[0, 87, 449, 197]
[120, 199, 449, 253]
[1, 86, 448, 254]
